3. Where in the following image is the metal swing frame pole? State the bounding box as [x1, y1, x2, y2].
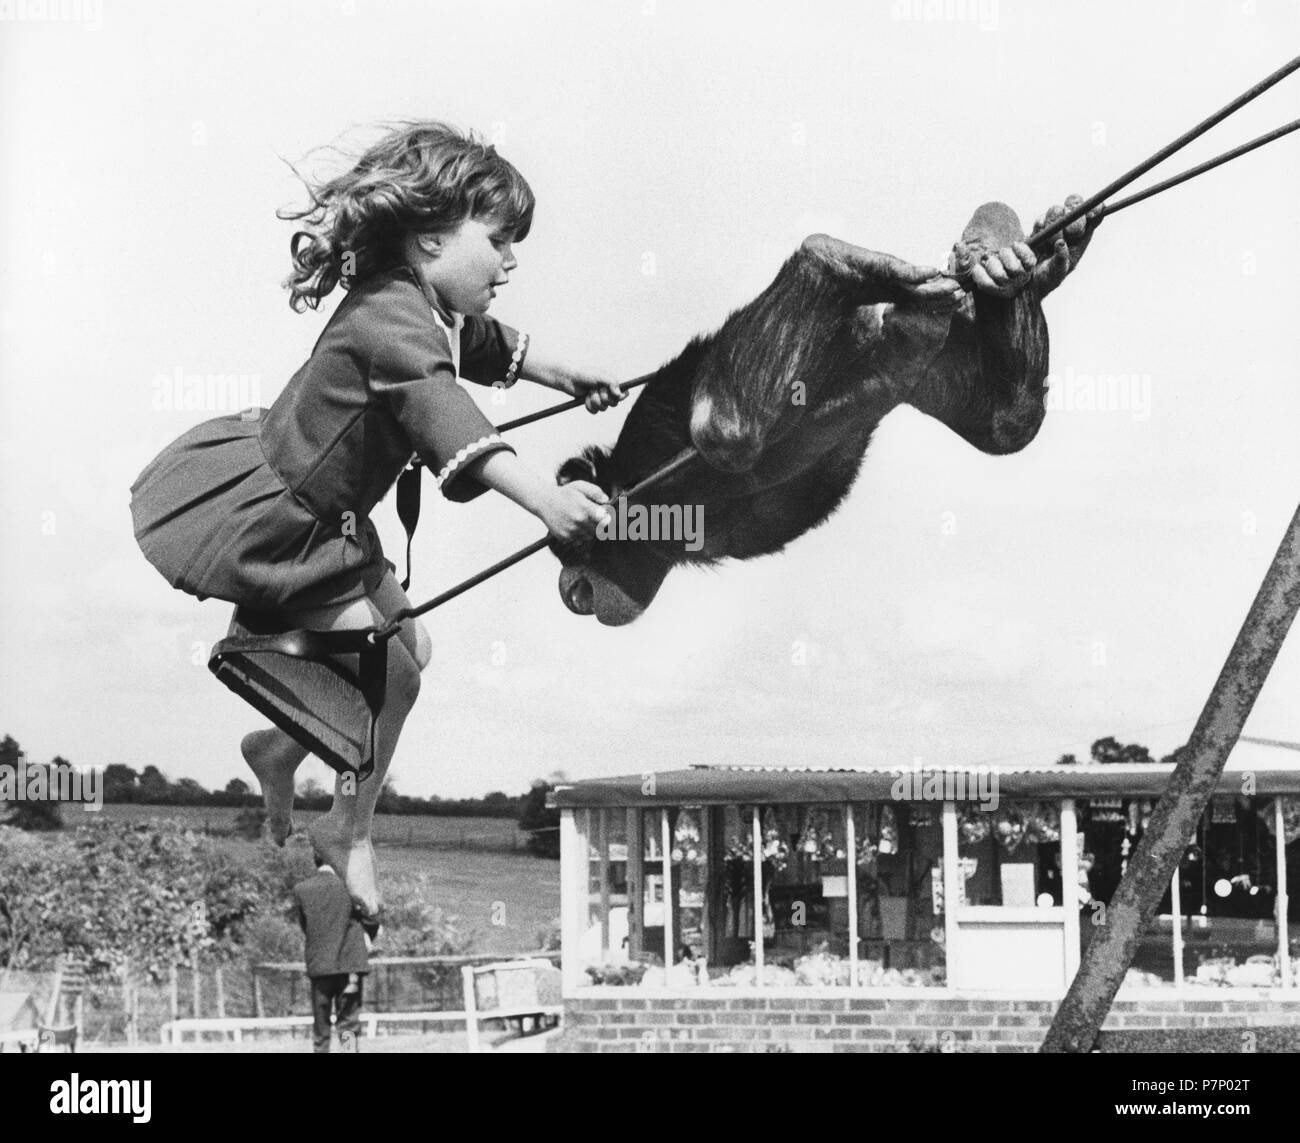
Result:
[1042, 500, 1300, 1052]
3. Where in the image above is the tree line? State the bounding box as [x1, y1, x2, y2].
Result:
[0, 734, 562, 855]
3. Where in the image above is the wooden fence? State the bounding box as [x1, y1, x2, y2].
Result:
[40, 951, 560, 1046]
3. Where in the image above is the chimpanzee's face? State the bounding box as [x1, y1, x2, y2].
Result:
[551, 450, 674, 626]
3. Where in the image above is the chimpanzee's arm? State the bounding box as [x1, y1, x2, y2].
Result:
[689, 235, 960, 472]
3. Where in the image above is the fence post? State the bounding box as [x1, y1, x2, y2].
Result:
[169, 963, 179, 1022]
[253, 970, 265, 1019]
[123, 964, 137, 1048]
[214, 966, 226, 1019]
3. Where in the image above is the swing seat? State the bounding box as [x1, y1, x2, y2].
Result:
[209, 607, 389, 781]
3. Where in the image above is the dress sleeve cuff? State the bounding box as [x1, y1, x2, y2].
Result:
[458, 316, 530, 389]
[500, 330, 529, 389]
[436, 434, 516, 502]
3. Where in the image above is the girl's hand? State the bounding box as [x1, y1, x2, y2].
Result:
[561, 371, 625, 413]
[520, 348, 626, 411]
[539, 481, 612, 542]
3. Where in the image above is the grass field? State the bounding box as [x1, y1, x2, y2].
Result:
[81, 803, 559, 956]
[377, 845, 561, 954]
[88, 802, 528, 850]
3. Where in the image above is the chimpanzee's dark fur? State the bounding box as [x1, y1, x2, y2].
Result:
[552, 205, 1052, 625]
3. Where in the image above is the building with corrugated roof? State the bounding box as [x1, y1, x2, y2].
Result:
[546, 737, 1300, 1051]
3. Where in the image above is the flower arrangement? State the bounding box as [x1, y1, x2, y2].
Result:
[1259, 796, 1300, 845]
[856, 834, 879, 870]
[959, 807, 991, 846]
[796, 808, 840, 861]
[995, 809, 1028, 854]
[714, 963, 799, 987]
[878, 804, 898, 856]
[1029, 802, 1061, 843]
[584, 962, 649, 987]
[725, 809, 789, 872]
[793, 948, 852, 987]
[671, 812, 702, 864]
[964, 803, 1061, 851]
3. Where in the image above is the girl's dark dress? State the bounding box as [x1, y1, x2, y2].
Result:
[129, 265, 526, 612]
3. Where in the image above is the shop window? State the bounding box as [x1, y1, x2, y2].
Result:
[755, 804, 844, 968]
[1081, 796, 1297, 989]
[715, 804, 765, 978]
[850, 802, 944, 984]
[1169, 798, 1288, 987]
[669, 806, 708, 966]
[956, 801, 1063, 908]
[1077, 797, 1176, 985]
[580, 809, 630, 983]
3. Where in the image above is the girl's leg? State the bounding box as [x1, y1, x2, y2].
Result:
[238, 570, 431, 844]
[241, 729, 308, 844]
[308, 570, 432, 913]
[307, 632, 422, 915]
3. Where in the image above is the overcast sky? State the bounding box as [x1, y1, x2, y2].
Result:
[2, 1, 1298, 799]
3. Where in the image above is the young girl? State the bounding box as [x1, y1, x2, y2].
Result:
[130, 121, 623, 917]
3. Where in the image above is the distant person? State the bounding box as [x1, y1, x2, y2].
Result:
[294, 858, 380, 1053]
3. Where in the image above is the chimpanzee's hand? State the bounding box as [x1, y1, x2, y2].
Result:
[953, 239, 1038, 299]
[1029, 193, 1103, 296]
[801, 234, 964, 311]
[869, 254, 965, 312]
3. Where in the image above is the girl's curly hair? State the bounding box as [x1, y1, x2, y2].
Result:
[278, 121, 534, 312]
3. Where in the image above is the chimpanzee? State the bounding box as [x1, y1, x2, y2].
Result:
[553, 196, 1100, 625]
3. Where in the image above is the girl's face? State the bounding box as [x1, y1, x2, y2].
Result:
[416, 215, 518, 316]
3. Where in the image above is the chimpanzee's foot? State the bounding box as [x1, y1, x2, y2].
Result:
[308, 819, 381, 917]
[240, 729, 302, 845]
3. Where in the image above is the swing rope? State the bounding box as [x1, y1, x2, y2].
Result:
[1022, 53, 1300, 253]
[1098, 116, 1300, 220]
[372, 444, 700, 643]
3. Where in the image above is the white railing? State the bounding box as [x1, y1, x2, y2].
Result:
[159, 1011, 467, 1045]
[0, 1028, 40, 1052]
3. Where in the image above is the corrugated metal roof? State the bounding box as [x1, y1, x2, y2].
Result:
[552, 737, 1300, 807]
[689, 738, 1300, 775]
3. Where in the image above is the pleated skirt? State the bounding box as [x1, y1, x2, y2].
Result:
[129, 411, 388, 612]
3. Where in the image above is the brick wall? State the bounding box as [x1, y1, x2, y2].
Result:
[548, 992, 1300, 1053]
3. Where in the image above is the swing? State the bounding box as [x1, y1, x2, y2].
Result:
[210, 53, 1300, 783]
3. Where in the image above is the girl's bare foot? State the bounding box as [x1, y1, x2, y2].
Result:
[240, 729, 303, 845]
[308, 818, 382, 917]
